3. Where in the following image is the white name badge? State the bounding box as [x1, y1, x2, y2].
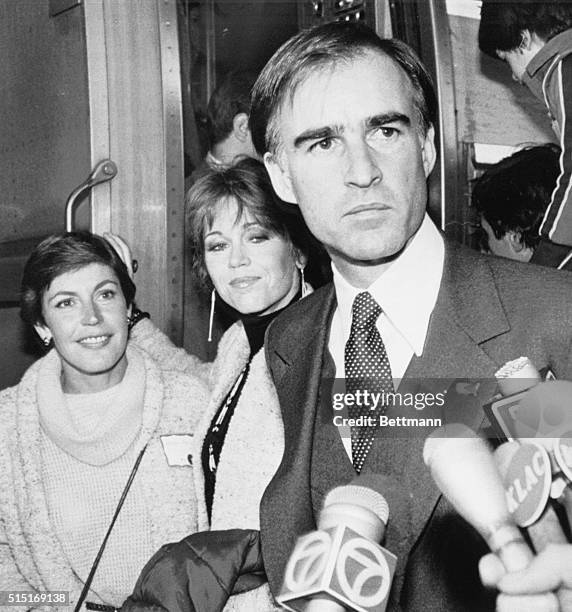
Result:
[160, 434, 194, 466]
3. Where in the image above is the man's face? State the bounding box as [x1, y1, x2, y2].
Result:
[265, 51, 436, 277]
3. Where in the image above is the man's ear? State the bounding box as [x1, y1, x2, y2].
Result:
[507, 231, 525, 252]
[527, 30, 547, 53]
[264, 152, 298, 204]
[506, 231, 534, 261]
[519, 29, 533, 51]
[233, 113, 250, 142]
[421, 125, 437, 177]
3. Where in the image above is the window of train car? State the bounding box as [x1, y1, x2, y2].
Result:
[177, 0, 300, 179]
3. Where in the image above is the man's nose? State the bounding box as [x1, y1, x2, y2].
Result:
[345, 140, 382, 188]
[82, 300, 102, 325]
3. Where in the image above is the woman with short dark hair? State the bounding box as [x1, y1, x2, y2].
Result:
[0, 231, 208, 611]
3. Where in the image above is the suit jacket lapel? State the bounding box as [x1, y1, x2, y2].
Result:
[378, 243, 511, 561]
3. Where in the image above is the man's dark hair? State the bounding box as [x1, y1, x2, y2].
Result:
[249, 21, 437, 156]
[479, 0, 572, 58]
[472, 144, 561, 250]
[21, 231, 136, 327]
[207, 71, 257, 148]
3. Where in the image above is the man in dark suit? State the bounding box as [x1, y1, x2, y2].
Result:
[249, 22, 572, 611]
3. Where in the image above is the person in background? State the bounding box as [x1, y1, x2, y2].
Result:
[191, 71, 259, 182]
[479, 0, 572, 268]
[123, 157, 328, 611]
[0, 232, 208, 611]
[472, 143, 572, 269]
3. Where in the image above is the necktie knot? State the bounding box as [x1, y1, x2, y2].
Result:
[350, 292, 382, 331]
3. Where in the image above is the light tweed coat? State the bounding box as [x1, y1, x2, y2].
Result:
[134, 319, 285, 611]
[0, 344, 208, 611]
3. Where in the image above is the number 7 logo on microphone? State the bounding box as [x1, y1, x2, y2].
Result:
[278, 524, 397, 612]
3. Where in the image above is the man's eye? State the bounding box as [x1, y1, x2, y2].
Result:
[379, 127, 398, 138]
[310, 138, 333, 152]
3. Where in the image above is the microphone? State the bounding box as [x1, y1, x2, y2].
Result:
[516, 382, 572, 531]
[483, 357, 572, 529]
[493, 441, 567, 549]
[494, 440, 572, 609]
[553, 435, 572, 527]
[278, 475, 397, 611]
[423, 423, 533, 572]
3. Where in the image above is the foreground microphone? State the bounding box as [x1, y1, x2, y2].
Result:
[516, 381, 572, 531]
[423, 423, 533, 572]
[494, 440, 572, 610]
[278, 475, 397, 611]
[494, 441, 566, 550]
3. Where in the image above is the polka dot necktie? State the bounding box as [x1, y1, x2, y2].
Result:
[344, 291, 394, 473]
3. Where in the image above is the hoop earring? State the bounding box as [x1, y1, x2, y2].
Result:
[208, 289, 216, 342]
[300, 267, 309, 299]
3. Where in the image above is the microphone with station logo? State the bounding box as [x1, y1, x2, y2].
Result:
[494, 440, 572, 609]
[494, 440, 566, 550]
[483, 358, 572, 530]
[423, 423, 534, 572]
[514, 381, 572, 530]
[277, 475, 397, 612]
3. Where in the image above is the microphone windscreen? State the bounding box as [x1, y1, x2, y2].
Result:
[323, 482, 389, 525]
[319, 475, 390, 543]
[423, 423, 531, 569]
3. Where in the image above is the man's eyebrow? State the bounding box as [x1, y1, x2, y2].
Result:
[293, 126, 339, 149]
[292, 113, 412, 149]
[367, 113, 411, 128]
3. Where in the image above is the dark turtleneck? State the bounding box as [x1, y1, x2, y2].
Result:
[202, 289, 301, 520]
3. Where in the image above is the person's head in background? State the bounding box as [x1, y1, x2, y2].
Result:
[187, 157, 328, 318]
[206, 71, 259, 167]
[479, 1, 572, 83]
[472, 144, 561, 262]
[20, 232, 136, 393]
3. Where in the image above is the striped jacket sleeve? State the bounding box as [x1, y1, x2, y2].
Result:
[539, 53, 572, 246]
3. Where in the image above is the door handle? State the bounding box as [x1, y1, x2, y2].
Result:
[65, 159, 118, 231]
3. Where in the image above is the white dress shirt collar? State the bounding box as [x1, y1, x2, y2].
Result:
[332, 213, 444, 357]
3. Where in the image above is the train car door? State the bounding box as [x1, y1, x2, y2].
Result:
[0, 0, 185, 390]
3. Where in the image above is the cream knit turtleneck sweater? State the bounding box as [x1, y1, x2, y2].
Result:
[39, 348, 151, 605]
[0, 343, 208, 610]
